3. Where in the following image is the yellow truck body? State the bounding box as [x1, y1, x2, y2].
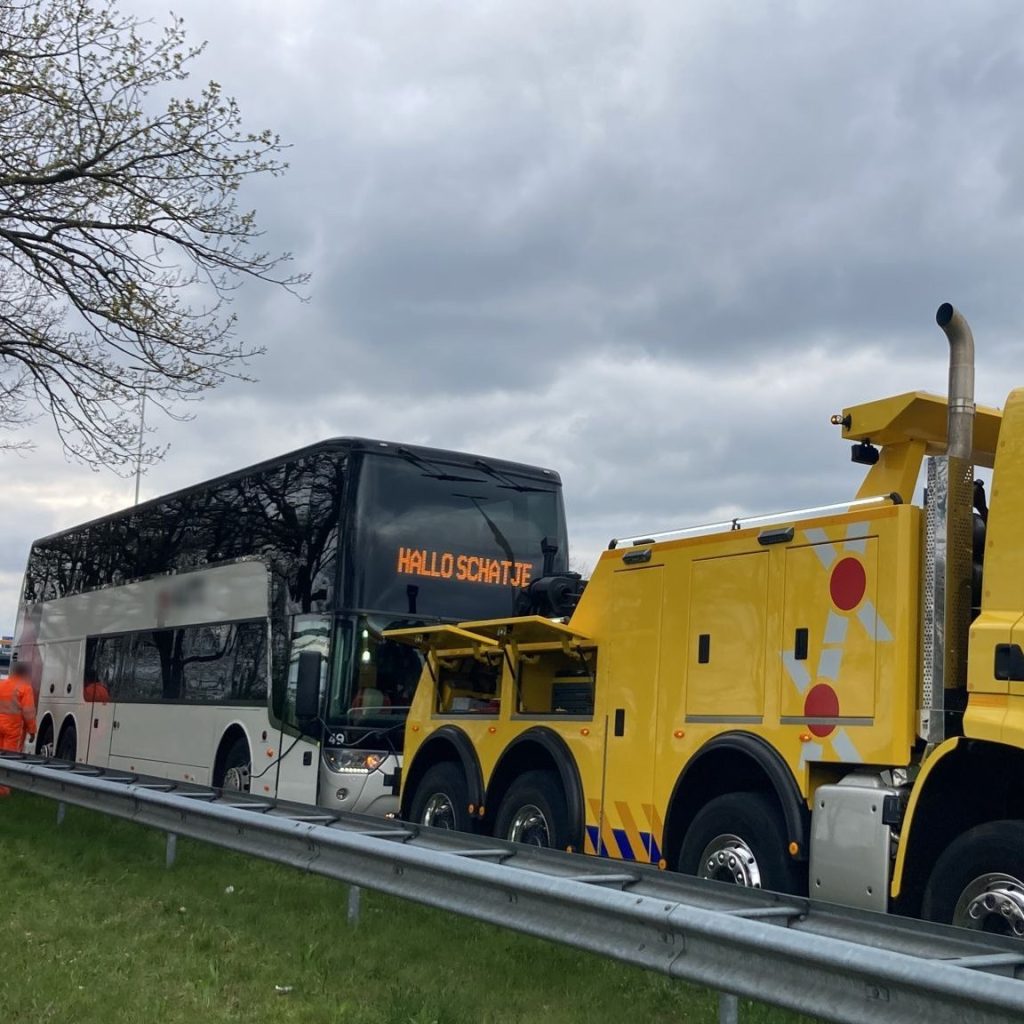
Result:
[393, 367, 1024, 933]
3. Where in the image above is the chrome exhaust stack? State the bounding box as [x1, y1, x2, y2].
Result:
[936, 302, 976, 463]
[920, 304, 976, 745]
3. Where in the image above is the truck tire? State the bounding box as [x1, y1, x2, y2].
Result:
[678, 791, 805, 896]
[493, 770, 571, 849]
[409, 762, 472, 831]
[922, 821, 1024, 937]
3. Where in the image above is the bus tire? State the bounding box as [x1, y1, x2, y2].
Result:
[55, 722, 77, 763]
[409, 762, 472, 832]
[494, 770, 570, 849]
[219, 736, 252, 792]
[35, 719, 54, 758]
[922, 821, 1024, 938]
[678, 791, 804, 896]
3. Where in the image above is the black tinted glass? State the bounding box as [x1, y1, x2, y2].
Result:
[350, 452, 567, 621]
[85, 620, 268, 705]
[23, 449, 344, 615]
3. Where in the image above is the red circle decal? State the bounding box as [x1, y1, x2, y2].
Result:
[829, 557, 866, 611]
[804, 683, 839, 738]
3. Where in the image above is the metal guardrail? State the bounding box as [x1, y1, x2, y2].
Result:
[3, 752, 1024, 1024]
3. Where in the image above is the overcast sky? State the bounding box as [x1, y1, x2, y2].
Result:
[3, 0, 1024, 631]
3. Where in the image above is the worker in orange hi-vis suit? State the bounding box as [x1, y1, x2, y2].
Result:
[0, 661, 37, 797]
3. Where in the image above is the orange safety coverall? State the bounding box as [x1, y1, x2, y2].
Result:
[0, 674, 37, 797]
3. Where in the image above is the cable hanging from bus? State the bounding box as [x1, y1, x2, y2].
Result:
[13, 437, 578, 814]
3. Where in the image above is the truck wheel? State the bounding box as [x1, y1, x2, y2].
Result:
[409, 762, 472, 831]
[922, 821, 1024, 937]
[494, 770, 570, 849]
[678, 791, 804, 896]
[218, 736, 252, 792]
[55, 723, 77, 762]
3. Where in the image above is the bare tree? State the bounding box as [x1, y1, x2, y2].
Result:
[0, 0, 306, 468]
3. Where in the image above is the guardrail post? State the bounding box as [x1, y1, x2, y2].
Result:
[166, 832, 177, 868]
[348, 884, 361, 926]
[719, 992, 738, 1024]
[56, 801, 65, 825]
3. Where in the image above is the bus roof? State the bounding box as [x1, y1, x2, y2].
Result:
[30, 436, 563, 546]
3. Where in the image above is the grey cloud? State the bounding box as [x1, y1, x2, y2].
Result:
[4, 0, 1024, 627]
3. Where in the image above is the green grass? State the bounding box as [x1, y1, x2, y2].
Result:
[0, 794, 823, 1024]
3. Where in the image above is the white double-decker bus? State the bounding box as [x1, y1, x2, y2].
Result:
[13, 438, 568, 813]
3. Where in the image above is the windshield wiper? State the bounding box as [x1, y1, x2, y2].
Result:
[453, 493, 517, 566]
[473, 458, 552, 493]
[397, 448, 484, 483]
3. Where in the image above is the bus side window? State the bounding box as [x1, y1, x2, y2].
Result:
[126, 631, 174, 701]
[84, 634, 123, 704]
[231, 622, 268, 701]
[179, 620, 268, 704]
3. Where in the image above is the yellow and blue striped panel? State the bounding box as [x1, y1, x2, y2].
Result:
[584, 799, 663, 863]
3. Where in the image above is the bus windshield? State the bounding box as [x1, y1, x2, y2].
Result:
[328, 451, 568, 728]
[349, 451, 567, 622]
[324, 614, 422, 730]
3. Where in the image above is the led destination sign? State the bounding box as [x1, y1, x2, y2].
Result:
[396, 547, 534, 587]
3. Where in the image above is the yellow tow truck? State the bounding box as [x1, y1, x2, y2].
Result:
[389, 304, 1024, 934]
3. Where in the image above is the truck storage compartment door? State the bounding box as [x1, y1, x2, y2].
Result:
[596, 564, 663, 863]
[780, 534, 879, 736]
[685, 551, 770, 721]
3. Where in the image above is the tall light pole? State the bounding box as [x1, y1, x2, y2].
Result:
[134, 379, 147, 505]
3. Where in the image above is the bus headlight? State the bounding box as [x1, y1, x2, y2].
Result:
[323, 749, 387, 774]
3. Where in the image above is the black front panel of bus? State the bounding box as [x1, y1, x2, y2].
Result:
[346, 451, 568, 621]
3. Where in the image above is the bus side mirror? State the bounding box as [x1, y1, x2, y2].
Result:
[295, 651, 322, 722]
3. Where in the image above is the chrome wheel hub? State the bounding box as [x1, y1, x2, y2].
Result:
[422, 792, 457, 829]
[955, 874, 1024, 937]
[697, 833, 762, 887]
[508, 803, 551, 847]
[222, 763, 251, 792]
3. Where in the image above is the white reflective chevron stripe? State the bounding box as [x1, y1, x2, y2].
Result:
[831, 729, 863, 763]
[817, 647, 843, 680]
[823, 611, 848, 645]
[799, 740, 824, 771]
[781, 651, 811, 695]
[843, 521, 869, 554]
[803, 528, 836, 567]
[857, 600, 893, 642]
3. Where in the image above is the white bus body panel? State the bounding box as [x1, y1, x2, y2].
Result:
[270, 737, 320, 804]
[37, 638, 84, 706]
[25, 561, 325, 798]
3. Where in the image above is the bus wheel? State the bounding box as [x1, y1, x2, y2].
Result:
[35, 721, 54, 758]
[922, 821, 1024, 937]
[55, 723, 77, 762]
[409, 763, 471, 831]
[678, 792, 804, 896]
[219, 737, 252, 792]
[494, 770, 570, 849]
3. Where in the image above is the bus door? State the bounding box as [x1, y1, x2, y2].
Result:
[83, 634, 121, 768]
[85, 696, 115, 767]
[270, 614, 329, 804]
[597, 564, 664, 865]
